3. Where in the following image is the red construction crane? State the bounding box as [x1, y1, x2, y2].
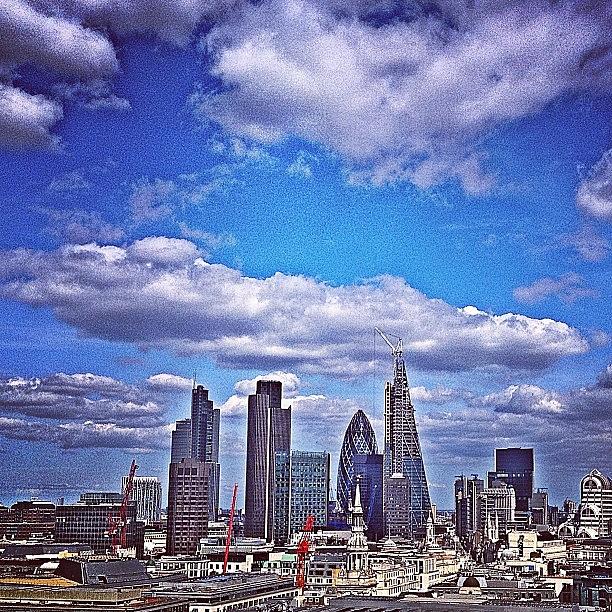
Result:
[108, 458, 138, 555]
[295, 514, 315, 591]
[223, 483, 238, 574]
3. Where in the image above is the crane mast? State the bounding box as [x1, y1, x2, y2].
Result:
[295, 514, 315, 591]
[108, 458, 138, 556]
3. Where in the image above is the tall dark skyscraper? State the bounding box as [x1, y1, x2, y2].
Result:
[337, 410, 378, 516]
[377, 328, 432, 538]
[454, 474, 484, 538]
[170, 418, 191, 463]
[244, 380, 291, 541]
[353, 453, 384, 541]
[191, 384, 221, 519]
[488, 447, 534, 513]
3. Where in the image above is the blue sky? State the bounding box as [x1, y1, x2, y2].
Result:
[0, 0, 610, 509]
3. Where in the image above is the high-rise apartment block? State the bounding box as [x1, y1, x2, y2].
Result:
[123, 475, 162, 526]
[288, 451, 330, 537]
[488, 447, 534, 513]
[244, 380, 291, 541]
[378, 329, 431, 538]
[454, 474, 484, 538]
[166, 458, 216, 555]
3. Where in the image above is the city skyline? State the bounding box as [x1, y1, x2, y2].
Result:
[0, 0, 610, 510]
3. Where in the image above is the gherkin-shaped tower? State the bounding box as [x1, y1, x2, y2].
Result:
[337, 410, 378, 515]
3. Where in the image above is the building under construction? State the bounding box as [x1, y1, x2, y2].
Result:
[376, 328, 432, 539]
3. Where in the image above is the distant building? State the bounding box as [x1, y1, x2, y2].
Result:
[477, 481, 516, 538]
[55, 494, 137, 554]
[166, 458, 216, 556]
[454, 474, 484, 538]
[289, 451, 330, 536]
[353, 454, 384, 541]
[530, 488, 549, 525]
[191, 385, 220, 520]
[244, 380, 291, 541]
[123, 476, 162, 526]
[487, 447, 534, 513]
[384, 473, 411, 539]
[0, 500, 56, 540]
[273, 451, 291, 544]
[577, 468, 612, 538]
[337, 410, 378, 516]
[380, 330, 431, 537]
[170, 418, 191, 463]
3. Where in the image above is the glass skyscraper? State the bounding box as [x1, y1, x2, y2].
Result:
[488, 447, 534, 513]
[381, 333, 431, 537]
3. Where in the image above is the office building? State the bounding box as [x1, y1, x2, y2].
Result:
[123, 476, 162, 526]
[487, 447, 534, 513]
[55, 493, 137, 554]
[0, 500, 56, 540]
[379, 330, 431, 537]
[454, 474, 484, 538]
[273, 450, 291, 543]
[289, 451, 330, 536]
[384, 473, 411, 538]
[577, 468, 612, 538]
[337, 410, 378, 516]
[353, 453, 384, 541]
[166, 458, 216, 556]
[530, 488, 549, 525]
[170, 419, 191, 463]
[191, 384, 221, 520]
[244, 380, 291, 541]
[477, 481, 516, 538]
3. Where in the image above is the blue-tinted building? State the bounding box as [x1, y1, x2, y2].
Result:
[337, 410, 378, 516]
[353, 453, 384, 541]
[488, 447, 534, 512]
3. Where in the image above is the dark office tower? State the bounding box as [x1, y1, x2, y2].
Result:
[454, 474, 484, 538]
[379, 329, 431, 537]
[337, 410, 378, 517]
[353, 454, 384, 541]
[171, 418, 191, 463]
[244, 380, 291, 541]
[190, 385, 221, 520]
[384, 473, 411, 538]
[488, 447, 534, 513]
[166, 458, 215, 556]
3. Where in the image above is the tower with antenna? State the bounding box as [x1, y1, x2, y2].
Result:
[375, 327, 432, 539]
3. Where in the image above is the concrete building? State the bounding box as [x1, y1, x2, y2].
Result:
[384, 473, 411, 539]
[477, 482, 516, 538]
[166, 459, 215, 556]
[244, 380, 291, 541]
[0, 500, 55, 540]
[123, 476, 162, 526]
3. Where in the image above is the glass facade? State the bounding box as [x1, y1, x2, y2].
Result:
[337, 410, 378, 516]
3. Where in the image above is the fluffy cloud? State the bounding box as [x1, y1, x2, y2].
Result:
[560, 225, 610, 263]
[417, 365, 612, 485]
[513, 272, 599, 305]
[577, 149, 612, 221]
[0, 0, 233, 147]
[0, 236, 589, 375]
[197, 0, 611, 191]
[0, 371, 191, 450]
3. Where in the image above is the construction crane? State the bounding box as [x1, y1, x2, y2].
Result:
[295, 514, 315, 591]
[223, 483, 238, 574]
[375, 326, 403, 359]
[108, 458, 138, 555]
